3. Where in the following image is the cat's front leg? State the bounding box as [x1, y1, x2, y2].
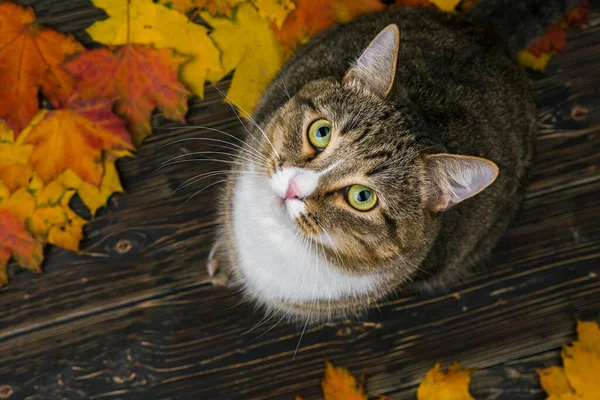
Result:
[207, 236, 231, 287]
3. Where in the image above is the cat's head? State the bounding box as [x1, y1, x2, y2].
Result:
[233, 25, 498, 319]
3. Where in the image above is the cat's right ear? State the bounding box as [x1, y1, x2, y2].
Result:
[343, 24, 400, 98]
[421, 154, 499, 212]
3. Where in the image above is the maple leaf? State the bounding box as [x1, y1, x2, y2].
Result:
[518, 51, 553, 72]
[26, 179, 88, 252]
[18, 99, 133, 186]
[565, 0, 590, 27]
[417, 363, 475, 400]
[429, 0, 461, 11]
[527, 23, 566, 57]
[0, 186, 44, 286]
[0, 2, 84, 135]
[538, 320, 600, 399]
[394, 0, 432, 6]
[87, 0, 221, 98]
[202, 2, 284, 115]
[66, 45, 190, 145]
[321, 361, 367, 400]
[159, 0, 244, 15]
[273, 0, 385, 55]
[56, 150, 132, 217]
[0, 120, 34, 192]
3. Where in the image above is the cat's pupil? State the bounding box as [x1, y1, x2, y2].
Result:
[316, 127, 329, 138]
[357, 190, 371, 202]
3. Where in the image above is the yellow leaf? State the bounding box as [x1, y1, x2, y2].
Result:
[5, 188, 36, 221]
[576, 320, 600, 355]
[57, 150, 130, 216]
[36, 181, 66, 206]
[538, 366, 578, 400]
[518, 50, 553, 72]
[321, 361, 367, 400]
[87, 0, 221, 98]
[0, 182, 9, 203]
[0, 119, 13, 142]
[417, 363, 475, 400]
[252, 0, 295, 28]
[0, 121, 34, 191]
[46, 190, 87, 252]
[430, 0, 461, 12]
[538, 320, 600, 400]
[202, 2, 284, 115]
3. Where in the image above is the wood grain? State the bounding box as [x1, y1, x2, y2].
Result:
[0, 1, 599, 399]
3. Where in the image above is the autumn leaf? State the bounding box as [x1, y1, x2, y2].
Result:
[273, 0, 385, 55]
[56, 150, 132, 217]
[429, 0, 460, 11]
[65, 45, 190, 145]
[0, 120, 34, 192]
[321, 361, 367, 400]
[18, 99, 133, 186]
[564, 0, 589, 27]
[518, 51, 553, 72]
[87, 0, 221, 98]
[538, 320, 600, 400]
[0, 186, 44, 286]
[518, 0, 589, 71]
[0, 2, 83, 135]
[159, 0, 244, 15]
[202, 2, 284, 115]
[417, 363, 475, 400]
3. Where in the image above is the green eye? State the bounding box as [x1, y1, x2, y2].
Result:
[308, 119, 332, 150]
[347, 185, 377, 211]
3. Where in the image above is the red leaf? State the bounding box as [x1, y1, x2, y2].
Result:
[65, 44, 190, 145]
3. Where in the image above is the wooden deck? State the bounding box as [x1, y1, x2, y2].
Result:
[1, 1, 599, 399]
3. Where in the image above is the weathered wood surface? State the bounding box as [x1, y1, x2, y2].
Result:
[1, 1, 599, 399]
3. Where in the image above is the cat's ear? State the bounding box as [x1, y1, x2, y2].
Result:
[422, 154, 499, 212]
[343, 24, 400, 98]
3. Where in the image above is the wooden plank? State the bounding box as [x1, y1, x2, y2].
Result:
[0, 1, 599, 399]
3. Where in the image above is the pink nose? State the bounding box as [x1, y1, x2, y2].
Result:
[285, 180, 302, 200]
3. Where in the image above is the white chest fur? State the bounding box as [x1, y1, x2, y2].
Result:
[231, 165, 379, 305]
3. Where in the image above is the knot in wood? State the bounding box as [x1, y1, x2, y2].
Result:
[0, 385, 13, 399]
[115, 239, 132, 254]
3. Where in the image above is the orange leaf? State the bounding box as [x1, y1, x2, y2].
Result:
[321, 361, 367, 400]
[65, 44, 190, 145]
[417, 363, 475, 400]
[0, 2, 83, 135]
[19, 99, 134, 186]
[565, 0, 589, 27]
[0, 192, 44, 286]
[394, 0, 431, 6]
[273, 0, 385, 55]
[526, 22, 566, 57]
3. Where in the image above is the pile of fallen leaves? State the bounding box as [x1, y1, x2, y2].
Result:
[0, 0, 590, 284]
[302, 320, 599, 399]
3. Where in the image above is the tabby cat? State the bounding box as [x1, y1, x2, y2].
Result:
[206, 0, 580, 321]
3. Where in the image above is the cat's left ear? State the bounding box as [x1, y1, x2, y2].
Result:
[422, 154, 499, 212]
[343, 24, 400, 98]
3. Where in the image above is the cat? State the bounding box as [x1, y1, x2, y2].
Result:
[206, 0, 581, 322]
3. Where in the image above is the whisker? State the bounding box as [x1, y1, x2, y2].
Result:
[175, 170, 263, 193]
[277, 69, 291, 101]
[159, 126, 270, 163]
[159, 136, 270, 164]
[179, 179, 228, 208]
[161, 150, 268, 169]
[212, 83, 281, 160]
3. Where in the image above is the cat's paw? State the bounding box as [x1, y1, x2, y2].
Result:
[207, 238, 230, 287]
